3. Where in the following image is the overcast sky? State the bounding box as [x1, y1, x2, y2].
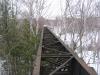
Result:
[18, 0, 66, 19]
[44, 0, 100, 19]
[43, 0, 66, 19]
[18, 0, 99, 19]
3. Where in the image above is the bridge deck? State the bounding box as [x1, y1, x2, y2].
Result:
[33, 27, 97, 75]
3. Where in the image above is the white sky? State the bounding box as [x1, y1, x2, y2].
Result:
[43, 0, 100, 19]
[18, 0, 99, 19]
[18, 0, 66, 19]
[43, 0, 66, 19]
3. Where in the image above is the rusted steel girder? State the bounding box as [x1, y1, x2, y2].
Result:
[49, 56, 74, 75]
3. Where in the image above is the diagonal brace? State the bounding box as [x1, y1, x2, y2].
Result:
[49, 56, 74, 75]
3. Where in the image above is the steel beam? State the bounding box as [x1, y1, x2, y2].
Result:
[49, 56, 74, 75]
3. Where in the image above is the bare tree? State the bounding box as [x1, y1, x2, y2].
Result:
[20, 0, 47, 35]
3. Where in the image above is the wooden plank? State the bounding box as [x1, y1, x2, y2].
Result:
[32, 28, 44, 75]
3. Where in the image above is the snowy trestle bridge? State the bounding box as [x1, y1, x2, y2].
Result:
[33, 27, 97, 75]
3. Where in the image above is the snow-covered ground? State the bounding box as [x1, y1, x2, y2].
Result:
[0, 58, 6, 75]
[83, 51, 100, 75]
[49, 26, 100, 75]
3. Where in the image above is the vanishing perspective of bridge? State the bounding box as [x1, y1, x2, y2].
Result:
[33, 27, 97, 75]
